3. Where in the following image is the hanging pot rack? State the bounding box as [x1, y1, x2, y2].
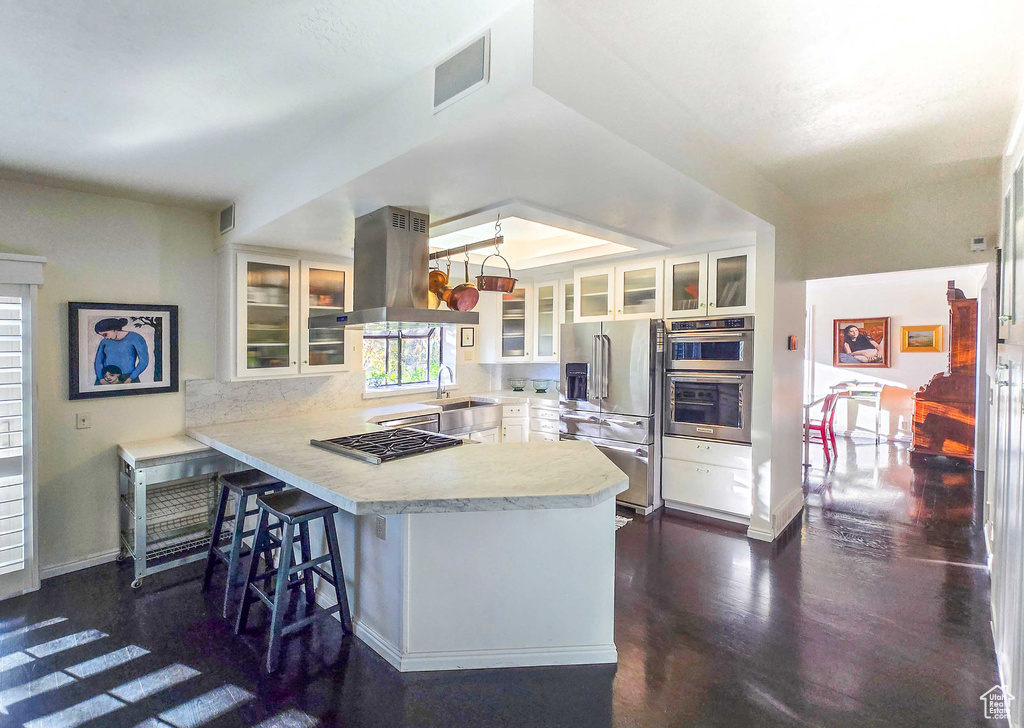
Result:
[427, 235, 504, 261]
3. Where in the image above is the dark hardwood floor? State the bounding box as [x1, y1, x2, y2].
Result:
[0, 437, 1002, 727]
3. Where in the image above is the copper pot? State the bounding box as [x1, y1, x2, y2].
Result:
[447, 259, 479, 311]
[428, 266, 448, 309]
[476, 253, 517, 293]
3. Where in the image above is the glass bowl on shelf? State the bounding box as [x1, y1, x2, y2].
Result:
[531, 379, 551, 393]
[507, 378, 527, 392]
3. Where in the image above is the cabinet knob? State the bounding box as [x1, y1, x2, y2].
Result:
[709, 302, 715, 307]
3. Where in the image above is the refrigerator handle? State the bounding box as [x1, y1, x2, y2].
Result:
[601, 334, 611, 398]
[591, 334, 600, 402]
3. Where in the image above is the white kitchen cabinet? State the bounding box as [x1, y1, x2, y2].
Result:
[480, 285, 533, 363]
[224, 248, 354, 381]
[574, 266, 614, 323]
[661, 459, 752, 520]
[663, 246, 755, 319]
[470, 427, 500, 444]
[707, 247, 755, 316]
[614, 260, 663, 320]
[561, 278, 575, 326]
[300, 261, 355, 375]
[664, 253, 708, 319]
[501, 421, 528, 443]
[531, 431, 559, 443]
[236, 252, 301, 378]
[533, 280, 559, 363]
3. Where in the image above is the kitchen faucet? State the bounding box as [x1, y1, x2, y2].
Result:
[437, 366, 454, 399]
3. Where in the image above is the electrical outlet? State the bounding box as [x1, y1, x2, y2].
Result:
[375, 514, 386, 540]
[76, 412, 91, 430]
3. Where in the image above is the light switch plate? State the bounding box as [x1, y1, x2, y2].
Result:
[375, 514, 386, 540]
[76, 413, 91, 429]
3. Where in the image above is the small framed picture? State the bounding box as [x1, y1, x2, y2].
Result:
[69, 302, 179, 400]
[900, 325, 943, 353]
[460, 326, 475, 348]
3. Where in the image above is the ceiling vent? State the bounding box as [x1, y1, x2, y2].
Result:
[219, 204, 235, 235]
[433, 33, 489, 113]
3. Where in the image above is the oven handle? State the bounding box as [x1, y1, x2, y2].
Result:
[666, 372, 749, 381]
[668, 331, 748, 340]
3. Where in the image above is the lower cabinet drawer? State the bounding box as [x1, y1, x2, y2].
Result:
[662, 437, 752, 469]
[502, 404, 528, 418]
[531, 431, 559, 443]
[533, 407, 559, 422]
[661, 458, 752, 517]
[530, 418, 559, 434]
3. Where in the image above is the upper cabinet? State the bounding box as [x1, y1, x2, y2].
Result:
[226, 249, 354, 381]
[615, 260, 664, 320]
[707, 247, 755, 316]
[533, 280, 559, 363]
[664, 253, 708, 319]
[664, 246, 755, 319]
[301, 261, 354, 375]
[574, 266, 615, 323]
[478, 284, 534, 363]
[561, 278, 574, 326]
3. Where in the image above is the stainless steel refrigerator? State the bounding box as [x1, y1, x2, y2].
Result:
[559, 319, 663, 512]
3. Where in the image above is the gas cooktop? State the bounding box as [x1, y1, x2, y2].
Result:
[310, 428, 462, 465]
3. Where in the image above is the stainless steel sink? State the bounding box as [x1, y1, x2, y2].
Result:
[422, 397, 501, 435]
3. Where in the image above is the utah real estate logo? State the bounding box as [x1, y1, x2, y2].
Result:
[980, 685, 1013, 720]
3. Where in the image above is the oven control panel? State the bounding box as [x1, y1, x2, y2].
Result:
[669, 316, 753, 332]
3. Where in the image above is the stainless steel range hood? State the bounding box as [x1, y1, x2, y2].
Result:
[308, 206, 479, 329]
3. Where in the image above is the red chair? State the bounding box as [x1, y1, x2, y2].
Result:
[805, 393, 840, 466]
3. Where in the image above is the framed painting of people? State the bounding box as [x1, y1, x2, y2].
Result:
[68, 302, 179, 400]
[833, 317, 890, 368]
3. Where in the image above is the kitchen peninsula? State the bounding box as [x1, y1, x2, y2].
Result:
[187, 402, 627, 672]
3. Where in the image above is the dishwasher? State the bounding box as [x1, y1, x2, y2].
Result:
[376, 413, 441, 432]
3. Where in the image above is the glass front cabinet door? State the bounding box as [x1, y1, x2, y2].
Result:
[574, 266, 614, 323]
[615, 260, 663, 320]
[561, 279, 575, 326]
[301, 261, 354, 374]
[533, 280, 559, 363]
[664, 254, 708, 319]
[499, 285, 533, 362]
[707, 247, 755, 316]
[236, 253, 300, 377]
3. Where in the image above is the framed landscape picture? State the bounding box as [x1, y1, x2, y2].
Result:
[833, 317, 890, 368]
[901, 325, 943, 353]
[69, 302, 179, 400]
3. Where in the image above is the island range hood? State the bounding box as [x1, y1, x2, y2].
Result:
[308, 206, 479, 329]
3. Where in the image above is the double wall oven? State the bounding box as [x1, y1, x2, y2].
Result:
[664, 316, 753, 444]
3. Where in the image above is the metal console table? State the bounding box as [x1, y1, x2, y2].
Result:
[118, 435, 245, 588]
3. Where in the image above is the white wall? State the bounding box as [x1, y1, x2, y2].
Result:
[0, 179, 218, 575]
[806, 265, 986, 438]
[801, 170, 1000, 281]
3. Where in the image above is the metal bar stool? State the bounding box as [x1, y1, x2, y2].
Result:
[202, 469, 286, 617]
[235, 489, 353, 672]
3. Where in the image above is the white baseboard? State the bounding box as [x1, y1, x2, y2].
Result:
[772, 488, 805, 535]
[41, 548, 120, 580]
[745, 526, 774, 542]
[397, 643, 618, 672]
[318, 589, 616, 672]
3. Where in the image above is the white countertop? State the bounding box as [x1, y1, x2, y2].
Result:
[118, 435, 214, 468]
[186, 398, 626, 516]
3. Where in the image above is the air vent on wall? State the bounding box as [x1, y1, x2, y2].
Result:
[433, 33, 489, 112]
[219, 204, 235, 235]
[411, 215, 427, 234]
[391, 210, 407, 229]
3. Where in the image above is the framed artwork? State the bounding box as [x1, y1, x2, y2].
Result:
[833, 317, 890, 368]
[460, 326, 475, 348]
[901, 325, 943, 353]
[69, 302, 179, 400]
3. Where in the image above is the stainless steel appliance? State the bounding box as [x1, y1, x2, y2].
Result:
[308, 206, 479, 330]
[559, 319, 663, 512]
[310, 428, 462, 464]
[665, 316, 754, 370]
[377, 413, 440, 432]
[664, 317, 753, 444]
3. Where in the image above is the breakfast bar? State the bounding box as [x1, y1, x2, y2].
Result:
[187, 404, 628, 672]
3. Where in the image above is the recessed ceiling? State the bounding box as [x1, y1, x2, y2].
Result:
[552, 0, 1024, 203]
[430, 216, 633, 270]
